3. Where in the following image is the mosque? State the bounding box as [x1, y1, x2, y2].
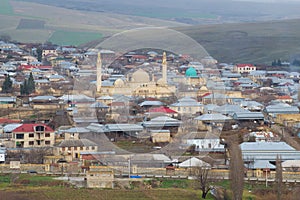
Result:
[95, 52, 176, 98]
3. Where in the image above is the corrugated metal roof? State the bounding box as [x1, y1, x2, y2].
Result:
[195, 113, 231, 121]
[240, 142, 295, 151]
[233, 112, 264, 120]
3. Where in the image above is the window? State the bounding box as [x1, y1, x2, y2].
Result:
[35, 126, 45, 132]
[62, 147, 65, 151]
[68, 147, 71, 150]
[29, 141, 34, 145]
[16, 134, 24, 139]
[74, 147, 77, 150]
[80, 147, 83, 150]
[86, 147, 89, 150]
[45, 141, 51, 145]
[45, 133, 50, 137]
[92, 146, 95, 150]
[29, 133, 34, 138]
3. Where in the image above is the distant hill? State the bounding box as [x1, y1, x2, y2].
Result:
[176, 19, 300, 64]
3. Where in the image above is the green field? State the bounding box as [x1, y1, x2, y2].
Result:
[0, 0, 14, 15]
[48, 30, 103, 46]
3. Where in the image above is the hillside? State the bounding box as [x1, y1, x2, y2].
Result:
[176, 19, 300, 64]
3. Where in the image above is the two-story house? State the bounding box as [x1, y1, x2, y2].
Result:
[11, 123, 55, 148]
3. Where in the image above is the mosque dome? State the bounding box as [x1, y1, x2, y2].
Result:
[132, 69, 150, 83]
[114, 78, 125, 87]
[185, 67, 197, 77]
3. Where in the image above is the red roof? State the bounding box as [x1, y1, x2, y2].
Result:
[149, 106, 177, 114]
[0, 118, 21, 124]
[236, 64, 254, 68]
[199, 92, 211, 98]
[18, 65, 36, 71]
[132, 55, 147, 59]
[12, 123, 54, 133]
[37, 65, 53, 70]
[277, 95, 292, 100]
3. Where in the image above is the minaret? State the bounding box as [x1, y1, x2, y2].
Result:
[96, 52, 102, 93]
[162, 51, 167, 85]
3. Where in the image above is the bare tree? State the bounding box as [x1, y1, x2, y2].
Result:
[24, 147, 52, 164]
[275, 155, 283, 200]
[192, 164, 215, 199]
[227, 139, 244, 200]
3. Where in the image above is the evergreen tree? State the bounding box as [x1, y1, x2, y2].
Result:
[20, 79, 28, 95]
[37, 47, 43, 62]
[20, 73, 36, 95]
[27, 72, 35, 94]
[1, 74, 13, 93]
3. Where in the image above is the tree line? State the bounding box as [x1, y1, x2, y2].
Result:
[1, 72, 35, 95]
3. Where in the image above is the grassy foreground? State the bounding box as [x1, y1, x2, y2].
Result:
[0, 174, 297, 200]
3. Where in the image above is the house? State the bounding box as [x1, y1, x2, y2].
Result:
[170, 97, 203, 115]
[276, 95, 293, 103]
[264, 103, 299, 118]
[11, 123, 55, 148]
[56, 138, 98, 160]
[232, 112, 265, 123]
[0, 97, 17, 108]
[0, 147, 6, 163]
[142, 116, 181, 134]
[178, 157, 210, 168]
[186, 131, 225, 152]
[86, 166, 114, 188]
[150, 130, 171, 143]
[42, 47, 58, 57]
[147, 106, 177, 118]
[194, 113, 232, 131]
[30, 95, 61, 109]
[281, 160, 300, 172]
[234, 64, 256, 74]
[240, 142, 300, 162]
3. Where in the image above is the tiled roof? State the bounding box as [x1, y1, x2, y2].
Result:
[12, 123, 54, 132]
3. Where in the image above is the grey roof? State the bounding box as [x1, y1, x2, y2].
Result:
[101, 80, 114, 87]
[31, 96, 57, 101]
[240, 100, 263, 110]
[59, 94, 95, 103]
[282, 160, 300, 168]
[57, 139, 97, 147]
[0, 97, 16, 103]
[233, 112, 264, 120]
[89, 102, 109, 108]
[139, 101, 163, 107]
[214, 104, 248, 116]
[62, 127, 90, 133]
[195, 113, 232, 121]
[247, 160, 276, 169]
[203, 93, 229, 100]
[105, 124, 144, 132]
[178, 157, 210, 168]
[86, 123, 105, 133]
[3, 124, 22, 133]
[203, 104, 220, 113]
[142, 116, 181, 127]
[264, 103, 299, 114]
[241, 142, 300, 161]
[112, 95, 132, 102]
[171, 97, 202, 107]
[97, 96, 114, 100]
[241, 142, 295, 151]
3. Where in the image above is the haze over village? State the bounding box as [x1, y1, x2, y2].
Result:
[2, 0, 300, 199]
